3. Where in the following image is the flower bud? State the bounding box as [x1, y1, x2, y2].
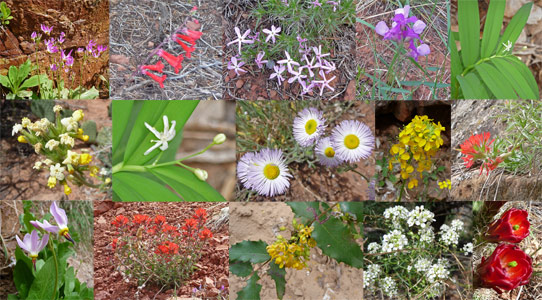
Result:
[63, 183, 72, 195]
[17, 136, 28, 143]
[53, 105, 63, 113]
[105, 178, 111, 184]
[213, 133, 226, 145]
[194, 168, 208, 181]
[72, 109, 84, 122]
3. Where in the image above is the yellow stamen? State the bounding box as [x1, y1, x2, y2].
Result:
[344, 134, 359, 149]
[263, 164, 280, 180]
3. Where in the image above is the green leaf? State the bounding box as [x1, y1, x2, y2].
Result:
[230, 260, 253, 277]
[475, 62, 518, 99]
[490, 57, 538, 99]
[113, 171, 182, 201]
[457, 72, 489, 99]
[27, 257, 57, 300]
[497, 2, 533, 53]
[230, 240, 270, 264]
[148, 165, 226, 202]
[17, 61, 31, 88]
[286, 202, 321, 223]
[77, 86, 99, 99]
[64, 267, 76, 294]
[457, 0, 480, 67]
[481, 0, 505, 58]
[268, 261, 286, 300]
[8, 65, 18, 91]
[312, 218, 364, 268]
[503, 56, 539, 98]
[236, 273, 262, 300]
[13, 248, 33, 299]
[112, 100, 139, 164]
[0, 74, 11, 88]
[19, 75, 40, 89]
[339, 202, 365, 221]
[7, 294, 19, 300]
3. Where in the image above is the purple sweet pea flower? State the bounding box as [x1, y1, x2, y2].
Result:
[408, 40, 430, 61]
[40, 24, 53, 35]
[16, 230, 49, 270]
[227, 56, 247, 76]
[255, 51, 268, 69]
[31, 202, 74, 244]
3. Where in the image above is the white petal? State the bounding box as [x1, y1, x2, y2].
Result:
[144, 142, 162, 156]
[144, 122, 161, 139]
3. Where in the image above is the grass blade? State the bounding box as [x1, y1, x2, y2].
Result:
[491, 57, 537, 99]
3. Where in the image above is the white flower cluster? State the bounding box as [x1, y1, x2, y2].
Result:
[407, 206, 435, 228]
[363, 264, 381, 289]
[462, 242, 473, 256]
[414, 257, 432, 273]
[367, 242, 380, 254]
[419, 227, 435, 244]
[381, 229, 408, 253]
[439, 219, 464, 247]
[383, 206, 409, 228]
[426, 261, 449, 283]
[381, 277, 398, 297]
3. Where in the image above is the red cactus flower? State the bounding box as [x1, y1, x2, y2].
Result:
[133, 214, 151, 225]
[157, 49, 183, 73]
[143, 70, 167, 88]
[485, 208, 530, 243]
[112, 215, 129, 227]
[154, 215, 166, 224]
[459, 132, 494, 168]
[194, 208, 207, 220]
[477, 243, 532, 294]
[141, 61, 165, 73]
[175, 39, 195, 59]
[199, 228, 213, 240]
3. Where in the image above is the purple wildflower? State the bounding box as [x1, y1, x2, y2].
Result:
[408, 40, 430, 61]
[77, 48, 84, 53]
[58, 32, 66, 44]
[277, 51, 300, 73]
[50, 64, 58, 71]
[326, 1, 339, 11]
[86, 40, 97, 53]
[31, 31, 41, 41]
[302, 56, 319, 77]
[227, 27, 254, 54]
[40, 24, 53, 35]
[255, 51, 268, 69]
[313, 70, 336, 96]
[310, 0, 322, 7]
[270, 65, 286, 86]
[45, 39, 58, 53]
[227, 56, 247, 76]
[312, 45, 330, 63]
[288, 66, 307, 85]
[61, 49, 74, 67]
[262, 25, 281, 44]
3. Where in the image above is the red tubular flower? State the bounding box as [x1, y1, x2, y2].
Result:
[133, 214, 151, 225]
[167, 241, 179, 254]
[477, 243, 532, 293]
[162, 223, 177, 233]
[181, 29, 203, 41]
[176, 34, 196, 46]
[460, 132, 493, 167]
[199, 228, 213, 240]
[157, 49, 183, 73]
[175, 39, 195, 59]
[154, 215, 166, 224]
[485, 208, 530, 243]
[143, 70, 167, 88]
[112, 215, 129, 227]
[141, 61, 165, 73]
[194, 208, 207, 220]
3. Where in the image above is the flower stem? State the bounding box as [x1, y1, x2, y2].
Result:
[396, 180, 406, 202]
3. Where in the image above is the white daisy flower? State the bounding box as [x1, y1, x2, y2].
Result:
[247, 148, 292, 197]
[237, 152, 257, 189]
[292, 107, 326, 147]
[144, 115, 176, 156]
[330, 120, 374, 163]
[314, 137, 342, 167]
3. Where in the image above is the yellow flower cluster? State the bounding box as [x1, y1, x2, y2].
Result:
[13, 105, 109, 195]
[438, 179, 451, 190]
[389, 115, 445, 189]
[266, 221, 316, 270]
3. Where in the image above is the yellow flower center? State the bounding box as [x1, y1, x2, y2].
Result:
[263, 164, 280, 180]
[305, 119, 317, 135]
[324, 147, 335, 158]
[344, 134, 359, 150]
[59, 227, 69, 236]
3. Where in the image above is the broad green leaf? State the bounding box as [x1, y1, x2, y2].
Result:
[497, 2, 533, 53]
[113, 171, 182, 201]
[504, 56, 540, 98]
[398, 81, 449, 88]
[0, 74, 12, 88]
[230, 240, 270, 264]
[457, 72, 489, 99]
[481, 0, 505, 58]
[13, 248, 33, 299]
[17, 61, 31, 88]
[268, 261, 286, 300]
[27, 257, 58, 300]
[457, 0, 480, 67]
[112, 100, 139, 164]
[19, 75, 40, 89]
[491, 57, 537, 99]
[475, 62, 518, 99]
[8, 65, 18, 90]
[237, 273, 262, 300]
[148, 165, 226, 202]
[312, 217, 364, 268]
[339, 202, 365, 221]
[77, 86, 99, 99]
[64, 267, 76, 294]
[230, 260, 253, 277]
[7, 294, 19, 300]
[286, 202, 321, 223]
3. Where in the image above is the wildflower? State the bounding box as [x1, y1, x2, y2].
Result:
[63, 183, 72, 195]
[21, 117, 31, 128]
[16, 230, 49, 270]
[426, 262, 449, 283]
[277, 51, 300, 73]
[315, 137, 342, 168]
[319, 59, 336, 74]
[406, 206, 434, 228]
[381, 277, 398, 297]
[194, 208, 207, 220]
[45, 39, 58, 53]
[59, 133, 75, 148]
[227, 27, 254, 54]
[438, 179, 451, 189]
[439, 223, 461, 247]
[288, 67, 307, 85]
[330, 120, 374, 163]
[40, 24, 53, 35]
[143, 70, 167, 88]
[407, 178, 418, 189]
[47, 176, 57, 188]
[175, 39, 195, 58]
[312, 45, 330, 64]
[31, 31, 41, 41]
[157, 49, 183, 74]
[79, 153, 92, 165]
[269, 65, 286, 86]
[414, 257, 432, 273]
[53, 105, 63, 113]
[262, 25, 281, 44]
[180, 29, 203, 42]
[462, 242, 473, 256]
[302, 56, 319, 77]
[313, 70, 336, 96]
[503, 40, 512, 52]
[49, 163, 66, 181]
[309, 0, 322, 7]
[254, 51, 268, 69]
[227, 56, 247, 76]
[408, 40, 430, 61]
[194, 168, 208, 181]
[144, 115, 176, 155]
[141, 61, 165, 73]
[300, 80, 315, 95]
[292, 107, 326, 147]
[12, 124, 22, 136]
[246, 148, 292, 197]
[367, 242, 380, 254]
[112, 215, 129, 227]
[326, 1, 339, 11]
[459, 132, 495, 172]
[62, 150, 80, 166]
[237, 152, 257, 189]
[199, 228, 213, 239]
[30, 202, 74, 244]
[58, 31, 66, 44]
[61, 117, 78, 131]
[134, 214, 151, 225]
[383, 206, 409, 228]
[484, 208, 530, 243]
[33, 161, 43, 170]
[86, 40, 96, 53]
[97, 44, 108, 55]
[381, 229, 408, 252]
[363, 264, 381, 288]
[45, 139, 59, 151]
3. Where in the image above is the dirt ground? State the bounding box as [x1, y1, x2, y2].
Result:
[236, 101, 375, 201]
[375, 101, 452, 201]
[93, 201, 229, 300]
[356, 0, 450, 100]
[109, 0, 223, 100]
[451, 100, 542, 201]
[229, 202, 363, 300]
[223, 1, 358, 100]
[0, 99, 112, 201]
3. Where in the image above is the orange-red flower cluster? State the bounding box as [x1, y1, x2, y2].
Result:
[155, 241, 180, 255]
[459, 132, 504, 175]
[112, 215, 129, 227]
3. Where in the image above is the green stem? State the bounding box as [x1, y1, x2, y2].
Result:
[112, 163, 146, 174]
[72, 172, 102, 188]
[48, 240, 58, 300]
[396, 180, 406, 202]
[460, 54, 513, 77]
[387, 43, 403, 85]
[351, 169, 369, 182]
[176, 162, 195, 172]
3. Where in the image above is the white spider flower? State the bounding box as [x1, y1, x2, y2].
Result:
[462, 242, 473, 256]
[144, 115, 176, 156]
[61, 117, 78, 132]
[62, 150, 80, 166]
[503, 40, 512, 52]
[49, 163, 65, 181]
[45, 140, 60, 151]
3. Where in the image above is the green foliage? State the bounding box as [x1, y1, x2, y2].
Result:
[36, 77, 99, 100]
[230, 240, 271, 264]
[81, 121, 97, 143]
[0, 61, 47, 99]
[112, 100, 226, 202]
[237, 273, 262, 300]
[0, 1, 13, 25]
[267, 262, 286, 300]
[452, 0, 538, 99]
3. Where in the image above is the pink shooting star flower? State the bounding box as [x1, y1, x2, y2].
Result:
[255, 51, 268, 69]
[277, 51, 300, 73]
[157, 49, 184, 74]
[227, 56, 247, 76]
[77, 48, 84, 53]
[41, 24, 53, 35]
[312, 45, 330, 63]
[288, 67, 307, 85]
[16, 230, 49, 270]
[50, 64, 58, 71]
[61, 49, 74, 67]
[141, 61, 165, 73]
[58, 32, 66, 44]
[31, 31, 41, 41]
[270, 65, 286, 86]
[227, 27, 254, 54]
[313, 70, 336, 96]
[86, 40, 97, 53]
[263, 25, 281, 44]
[30, 202, 75, 244]
[45, 39, 58, 54]
[142, 70, 167, 88]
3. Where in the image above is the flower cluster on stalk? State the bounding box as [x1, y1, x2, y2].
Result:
[12, 105, 109, 196]
[266, 219, 316, 270]
[459, 132, 508, 175]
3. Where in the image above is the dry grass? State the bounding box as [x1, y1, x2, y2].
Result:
[109, 0, 223, 100]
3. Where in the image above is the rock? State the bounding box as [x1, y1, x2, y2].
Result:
[236, 79, 245, 89]
[19, 41, 35, 54]
[148, 41, 154, 48]
[204, 287, 220, 297]
[204, 276, 214, 287]
[94, 201, 114, 216]
[344, 79, 357, 101]
[97, 216, 107, 225]
[110, 54, 131, 65]
[95, 291, 110, 300]
[393, 101, 415, 122]
[269, 90, 278, 99]
[218, 276, 229, 287]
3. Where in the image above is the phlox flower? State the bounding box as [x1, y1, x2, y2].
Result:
[16, 230, 49, 270]
[263, 25, 281, 44]
[227, 27, 254, 54]
[277, 51, 300, 73]
[246, 148, 292, 197]
[330, 120, 374, 163]
[300, 80, 315, 95]
[255, 51, 268, 69]
[326, 1, 339, 11]
[315, 137, 342, 168]
[227, 56, 247, 76]
[30, 201, 74, 244]
[270, 65, 286, 86]
[312, 45, 330, 64]
[313, 70, 336, 96]
[288, 67, 307, 85]
[302, 56, 319, 77]
[309, 0, 322, 7]
[144, 115, 176, 156]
